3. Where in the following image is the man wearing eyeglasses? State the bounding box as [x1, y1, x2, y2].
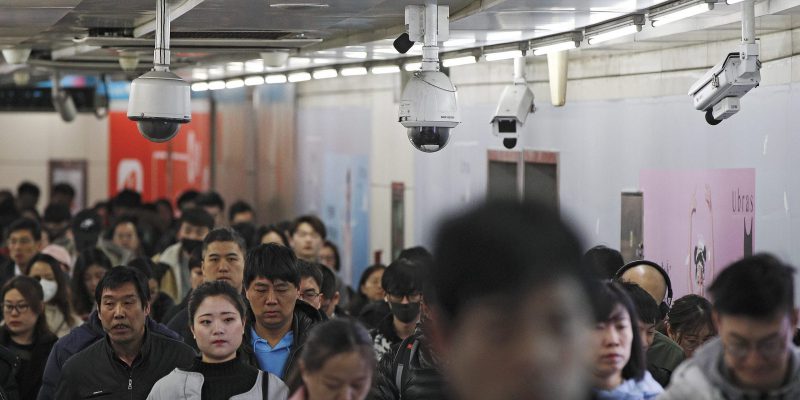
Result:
[296, 261, 324, 311]
[370, 258, 423, 360]
[661, 254, 800, 399]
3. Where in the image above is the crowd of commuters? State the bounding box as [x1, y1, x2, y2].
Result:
[0, 180, 797, 399]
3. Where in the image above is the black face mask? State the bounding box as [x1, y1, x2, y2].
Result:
[181, 238, 203, 254]
[390, 302, 421, 323]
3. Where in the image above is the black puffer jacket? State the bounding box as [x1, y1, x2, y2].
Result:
[0, 344, 19, 400]
[369, 327, 448, 400]
[54, 328, 195, 400]
[240, 300, 323, 388]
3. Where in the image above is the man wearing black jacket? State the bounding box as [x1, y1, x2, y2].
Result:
[242, 243, 323, 384]
[167, 228, 247, 350]
[55, 267, 194, 400]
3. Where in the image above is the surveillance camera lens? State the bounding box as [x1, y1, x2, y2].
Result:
[407, 126, 450, 153]
[704, 110, 722, 126]
[137, 120, 180, 142]
[503, 138, 517, 149]
[393, 33, 415, 54]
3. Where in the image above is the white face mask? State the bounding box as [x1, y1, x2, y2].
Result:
[40, 278, 58, 303]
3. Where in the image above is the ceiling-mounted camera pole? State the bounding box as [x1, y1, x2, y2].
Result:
[421, 0, 440, 72]
[738, 0, 758, 79]
[154, 0, 171, 71]
[513, 56, 526, 84]
[741, 0, 755, 45]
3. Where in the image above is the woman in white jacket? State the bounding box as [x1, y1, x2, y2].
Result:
[148, 281, 289, 400]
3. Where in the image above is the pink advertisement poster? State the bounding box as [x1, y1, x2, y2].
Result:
[640, 169, 755, 299]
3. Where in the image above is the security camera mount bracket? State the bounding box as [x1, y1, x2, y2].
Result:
[404, 1, 449, 72]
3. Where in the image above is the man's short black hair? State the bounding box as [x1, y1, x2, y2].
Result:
[177, 189, 200, 209]
[95, 266, 151, 307]
[382, 258, 423, 296]
[231, 222, 257, 249]
[111, 189, 142, 211]
[290, 215, 326, 239]
[244, 243, 300, 289]
[432, 200, 592, 325]
[202, 227, 247, 257]
[6, 217, 41, 241]
[709, 253, 795, 319]
[196, 191, 225, 211]
[619, 281, 660, 325]
[52, 182, 75, 199]
[397, 246, 433, 268]
[319, 265, 337, 299]
[179, 208, 214, 231]
[127, 258, 154, 280]
[583, 245, 625, 280]
[43, 203, 72, 223]
[228, 200, 254, 222]
[257, 225, 288, 247]
[17, 181, 40, 198]
[297, 260, 323, 290]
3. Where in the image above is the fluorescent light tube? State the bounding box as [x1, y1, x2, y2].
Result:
[442, 56, 476, 67]
[484, 50, 523, 62]
[532, 41, 576, 56]
[208, 80, 226, 90]
[191, 82, 209, 92]
[244, 76, 265, 86]
[651, 3, 712, 27]
[288, 72, 312, 82]
[265, 74, 287, 84]
[587, 25, 640, 45]
[341, 67, 368, 76]
[225, 79, 244, 89]
[312, 69, 338, 79]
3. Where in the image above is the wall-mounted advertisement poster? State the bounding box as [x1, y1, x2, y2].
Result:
[640, 169, 755, 299]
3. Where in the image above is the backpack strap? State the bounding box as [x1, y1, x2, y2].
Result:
[392, 337, 419, 400]
[261, 371, 270, 399]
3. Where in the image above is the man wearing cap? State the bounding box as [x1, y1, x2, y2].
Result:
[69, 208, 129, 266]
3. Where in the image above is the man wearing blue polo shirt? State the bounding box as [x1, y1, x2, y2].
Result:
[242, 243, 323, 381]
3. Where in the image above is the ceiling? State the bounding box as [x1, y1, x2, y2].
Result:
[0, 0, 798, 84]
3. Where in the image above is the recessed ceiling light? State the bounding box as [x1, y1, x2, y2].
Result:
[270, 3, 329, 10]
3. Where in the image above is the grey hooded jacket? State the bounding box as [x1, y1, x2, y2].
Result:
[659, 338, 800, 400]
[146, 368, 289, 400]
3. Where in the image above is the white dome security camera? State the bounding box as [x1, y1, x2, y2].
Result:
[397, 2, 459, 153]
[399, 71, 460, 153]
[127, 0, 191, 142]
[127, 70, 190, 142]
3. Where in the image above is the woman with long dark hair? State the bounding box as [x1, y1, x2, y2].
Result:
[70, 248, 112, 320]
[1, 276, 58, 400]
[592, 282, 663, 399]
[288, 319, 376, 400]
[147, 281, 288, 399]
[27, 253, 81, 337]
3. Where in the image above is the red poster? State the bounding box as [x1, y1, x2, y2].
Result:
[109, 110, 210, 203]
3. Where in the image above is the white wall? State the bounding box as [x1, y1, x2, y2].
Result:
[0, 112, 109, 210]
[293, 26, 800, 284]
